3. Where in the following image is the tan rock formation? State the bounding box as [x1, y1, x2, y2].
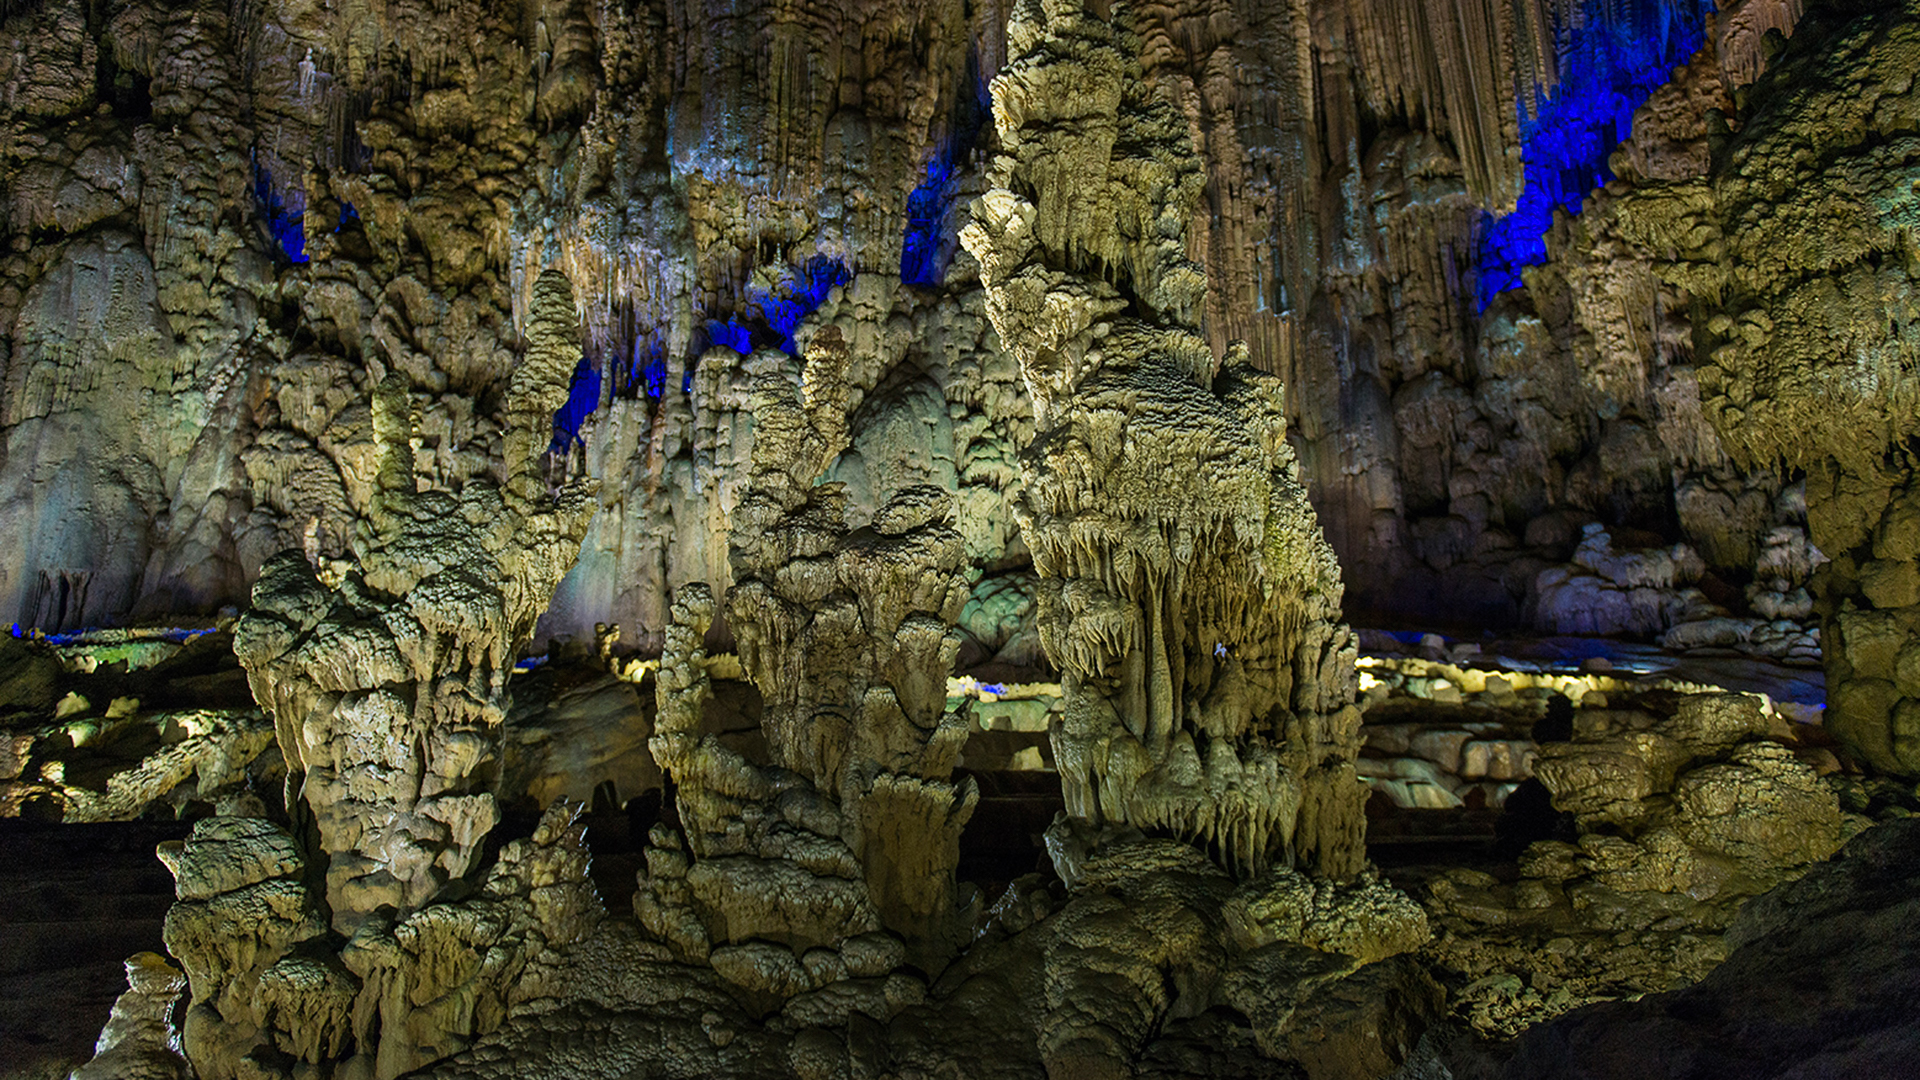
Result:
[962, 0, 1364, 882]
[1524, 694, 1846, 923]
[158, 802, 600, 1079]
[1620, 0, 1920, 775]
[0, 0, 1821, 658]
[69, 952, 194, 1080]
[637, 325, 976, 989]
[233, 269, 594, 929]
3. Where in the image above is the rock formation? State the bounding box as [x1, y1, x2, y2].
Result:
[961, 0, 1364, 881]
[1487, 817, 1920, 1080]
[636, 323, 976, 998]
[0, 0, 1832, 652]
[1620, 0, 1920, 775]
[159, 802, 600, 1079]
[140, 268, 601, 1080]
[233, 269, 595, 929]
[1420, 690, 1851, 1037]
[13, 0, 1920, 1077]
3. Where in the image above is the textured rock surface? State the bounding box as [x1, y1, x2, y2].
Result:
[68, 952, 193, 1080]
[962, 0, 1364, 882]
[15, 0, 1920, 1077]
[1416, 689, 1854, 1042]
[0, 0, 1827, 652]
[1619, 0, 1920, 775]
[1491, 818, 1920, 1080]
[635, 323, 975, 986]
[158, 802, 601, 1079]
[232, 269, 593, 928]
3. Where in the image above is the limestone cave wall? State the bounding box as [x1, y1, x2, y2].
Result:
[0, 0, 1826, 649]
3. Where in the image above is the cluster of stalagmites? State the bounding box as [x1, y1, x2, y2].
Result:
[233, 270, 595, 929]
[150, 804, 599, 1079]
[634, 325, 977, 1007]
[75, 270, 604, 1080]
[46, 0, 1920, 1075]
[961, 0, 1365, 882]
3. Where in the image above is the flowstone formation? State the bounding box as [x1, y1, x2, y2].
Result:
[961, 0, 1364, 882]
[957, 5, 1431, 1076]
[635, 326, 977, 1003]
[1619, 0, 1920, 776]
[149, 269, 602, 1080]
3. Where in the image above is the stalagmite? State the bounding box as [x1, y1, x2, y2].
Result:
[636, 325, 978, 991]
[961, 0, 1365, 883]
[234, 270, 596, 929]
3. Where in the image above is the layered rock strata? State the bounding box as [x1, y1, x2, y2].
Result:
[961, 0, 1364, 881]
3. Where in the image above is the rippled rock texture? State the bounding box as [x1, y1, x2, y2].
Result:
[9, 0, 1920, 1077]
[961, 0, 1362, 881]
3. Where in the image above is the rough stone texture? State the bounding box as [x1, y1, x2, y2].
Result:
[15, 1, 1920, 1078]
[141, 254, 602, 1079]
[961, 0, 1364, 883]
[1493, 818, 1920, 1080]
[1525, 693, 1846, 925]
[68, 952, 194, 1080]
[0, 0, 1828, 656]
[232, 269, 594, 929]
[1, 705, 274, 821]
[1416, 690, 1854, 1042]
[157, 802, 602, 1080]
[635, 325, 975, 988]
[1620, 0, 1920, 775]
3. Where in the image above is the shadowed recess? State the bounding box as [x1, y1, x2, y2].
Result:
[902, 51, 991, 288]
[251, 160, 308, 264]
[549, 353, 603, 453]
[548, 257, 854, 449]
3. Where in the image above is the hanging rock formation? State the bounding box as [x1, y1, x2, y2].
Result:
[961, 0, 1365, 881]
[0, 0, 1830, 655]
